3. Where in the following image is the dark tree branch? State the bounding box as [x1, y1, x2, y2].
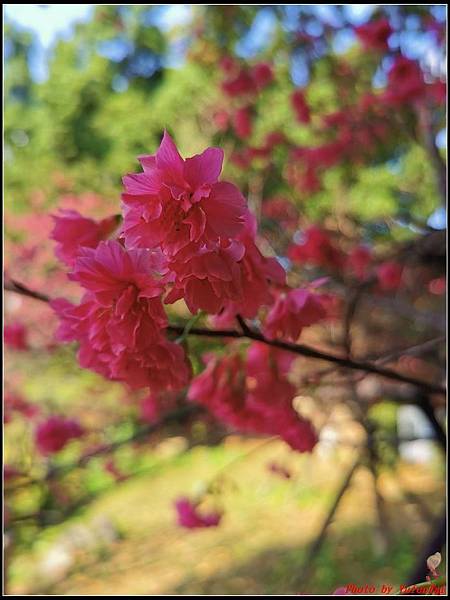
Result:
[342, 281, 369, 358]
[415, 393, 446, 451]
[4, 279, 51, 303]
[417, 104, 447, 206]
[236, 314, 253, 336]
[405, 509, 446, 587]
[5, 278, 446, 395]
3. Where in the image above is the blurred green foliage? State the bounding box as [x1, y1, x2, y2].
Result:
[4, 5, 445, 234]
[4, 5, 446, 595]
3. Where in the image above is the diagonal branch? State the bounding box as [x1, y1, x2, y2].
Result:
[6, 404, 203, 492]
[292, 457, 361, 588]
[5, 278, 446, 395]
[4, 279, 51, 303]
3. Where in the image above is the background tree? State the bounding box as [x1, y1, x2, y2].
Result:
[4, 5, 446, 595]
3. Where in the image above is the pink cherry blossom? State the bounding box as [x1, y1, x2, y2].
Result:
[288, 226, 344, 270]
[376, 261, 403, 291]
[384, 57, 426, 105]
[4, 465, 21, 481]
[174, 497, 221, 529]
[221, 68, 256, 97]
[245, 341, 296, 405]
[233, 106, 253, 139]
[121, 131, 246, 256]
[355, 18, 392, 51]
[53, 295, 189, 391]
[140, 393, 160, 423]
[291, 89, 311, 124]
[4, 392, 40, 422]
[52, 240, 190, 391]
[70, 240, 166, 317]
[264, 288, 327, 341]
[209, 212, 285, 324]
[4, 323, 29, 351]
[247, 343, 318, 453]
[165, 241, 245, 314]
[428, 276, 446, 295]
[35, 416, 84, 455]
[51, 209, 119, 267]
[250, 62, 274, 90]
[188, 344, 317, 453]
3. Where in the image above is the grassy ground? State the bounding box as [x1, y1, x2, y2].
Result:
[8, 436, 445, 595]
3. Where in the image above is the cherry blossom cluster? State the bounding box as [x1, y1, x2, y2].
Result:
[211, 17, 445, 198]
[121, 131, 285, 316]
[45, 131, 329, 458]
[188, 342, 318, 453]
[42, 127, 418, 465]
[288, 225, 405, 291]
[51, 240, 190, 391]
[215, 57, 274, 141]
[50, 132, 293, 388]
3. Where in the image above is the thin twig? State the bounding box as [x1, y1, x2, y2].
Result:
[342, 281, 369, 358]
[236, 314, 253, 336]
[4, 280, 51, 303]
[293, 457, 361, 588]
[363, 336, 446, 365]
[417, 103, 447, 206]
[6, 404, 203, 492]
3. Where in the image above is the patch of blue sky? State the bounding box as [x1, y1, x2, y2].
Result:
[386, 158, 402, 174]
[436, 129, 447, 150]
[305, 18, 324, 37]
[146, 6, 193, 69]
[164, 38, 191, 69]
[4, 4, 447, 82]
[4, 4, 93, 46]
[430, 5, 447, 21]
[312, 5, 343, 27]
[235, 9, 276, 59]
[290, 49, 310, 88]
[427, 206, 447, 230]
[111, 75, 129, 94]
[97, 38, 134, 63]
[281, 5, 301, 33]
[148, 4, 192, 33]
[332, 28, 356, 54]
[4, 4, 94, 81]
[344, 5, 376, 25]
[4, 4, 194, 79]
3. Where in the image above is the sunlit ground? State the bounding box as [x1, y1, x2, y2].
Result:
[8, 437, 445, 595]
